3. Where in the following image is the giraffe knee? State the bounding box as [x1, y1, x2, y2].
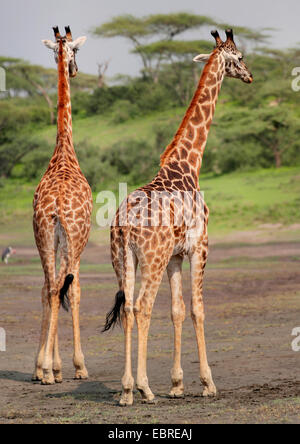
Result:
[134, 297, 152, 318]
[191, 305, 205, 323]
[171, 302, 186, 323]
[134, 303, 152, 321]
[122, 308, 134, 328]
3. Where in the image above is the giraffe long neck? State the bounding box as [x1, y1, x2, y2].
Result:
[57, 40, 72, 141]
[50, 40, 79, 168]
[160, 49, 225, 178]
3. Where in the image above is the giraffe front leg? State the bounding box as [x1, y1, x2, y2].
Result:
[167, 255, 185, 398]
[70, 265, 88, 380]
[189, 247, 216, 397]
[32, 283, 50, 381]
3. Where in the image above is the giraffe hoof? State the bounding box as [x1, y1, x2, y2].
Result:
[41, 370, 55, 385]
[169, 391, 185, 399]
[74, 369, 89, 380]
[119, 393, 134, 407]
[53, 371, 63, 383]
[202, 385, 217, 397]
[169, 383, 184, 398]
[32, 368, 43, 381]
[41, 378, 55, 385]
[141, 397, 157, 405]
[32, 375, 42, 382]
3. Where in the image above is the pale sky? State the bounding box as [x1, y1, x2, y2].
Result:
[1, 0, 299, 77]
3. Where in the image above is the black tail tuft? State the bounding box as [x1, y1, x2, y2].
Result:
[102, 290, 125, 332]
[59, 274, 74, 312]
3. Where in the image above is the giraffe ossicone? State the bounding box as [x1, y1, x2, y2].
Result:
[104, 29, 253, 406]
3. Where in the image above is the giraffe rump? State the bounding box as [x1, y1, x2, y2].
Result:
[102, 290, 125, 332]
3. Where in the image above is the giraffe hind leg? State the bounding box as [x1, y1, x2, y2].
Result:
[40, 254, 60, 385]
[69, 261, 89, 380]
[189, 245, 216, 397]
[32, 282, 50, 381]
[167, 255, 185, 398]
[119, 248, 137, 406]
[53, 332, 63, 383]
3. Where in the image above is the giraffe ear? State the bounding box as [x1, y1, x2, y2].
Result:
[42, 39, 57, 50]
[69, 36, 87, 51]
[193, 53, 212, 63]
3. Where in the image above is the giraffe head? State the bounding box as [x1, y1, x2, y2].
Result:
[194, 29, 253, 84]
[42, 26, 87, 78]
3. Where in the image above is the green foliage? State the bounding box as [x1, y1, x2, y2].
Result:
[0, 133, 50, 178]
[1, 168, 299, 235]
[21, 143, 53, 180]
[145, 12, 216, 38]
[0, 96, 51, 177]
[1, 11, 300, 186]
[217, 23, 270, 45]
[110, 100, 139, 124]
[213, 106, 300, 171]
[133, 40, 213, 57]
[92, 15, 149, 40]
[76, 140, 115, 188]
[88, 78, 176, 118]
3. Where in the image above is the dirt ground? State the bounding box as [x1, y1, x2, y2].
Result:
[0, 230, 300, 424]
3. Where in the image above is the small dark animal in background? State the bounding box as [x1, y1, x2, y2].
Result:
[1, 247, 16, 264]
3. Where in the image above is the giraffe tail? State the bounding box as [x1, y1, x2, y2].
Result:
[59, 274, 74, 312]
[102, 228, 128, 332]
[102, 290, 125, 332]
[56, 196, 75, 312]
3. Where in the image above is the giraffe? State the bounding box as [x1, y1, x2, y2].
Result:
[103, 29, 253, 406]
[32, 27, 92, 385]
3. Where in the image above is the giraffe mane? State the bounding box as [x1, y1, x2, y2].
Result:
[160, 48, 219, 167]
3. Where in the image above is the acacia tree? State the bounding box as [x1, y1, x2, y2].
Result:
[133, 39, 213, 85]
[92, 13, 270, 81]
[91, 13, 216, 80]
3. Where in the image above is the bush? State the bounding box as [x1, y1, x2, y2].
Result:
[110, 100, 139, 124]
[71, 91, 91, 119]
[21, 143, 52, 180]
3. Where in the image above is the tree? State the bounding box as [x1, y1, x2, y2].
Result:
[133, 39, 213, 85]
[0, 58, 57, 124]
[215, 106, 300, 171]
[0, 57, 97, 124]
[91, 13, 216, 80]
[97, 60, 110, 88]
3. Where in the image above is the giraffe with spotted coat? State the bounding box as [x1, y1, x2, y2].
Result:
[104, 29, 253, 406]
[32, 27, 92, 385]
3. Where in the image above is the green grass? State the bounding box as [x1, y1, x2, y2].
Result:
[2, 106, 299, 240]
[38, 107, 185, 150]
[0, 261, 113, 277]
[200, 167, 300, 232]
[0, 167, 299, 246]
